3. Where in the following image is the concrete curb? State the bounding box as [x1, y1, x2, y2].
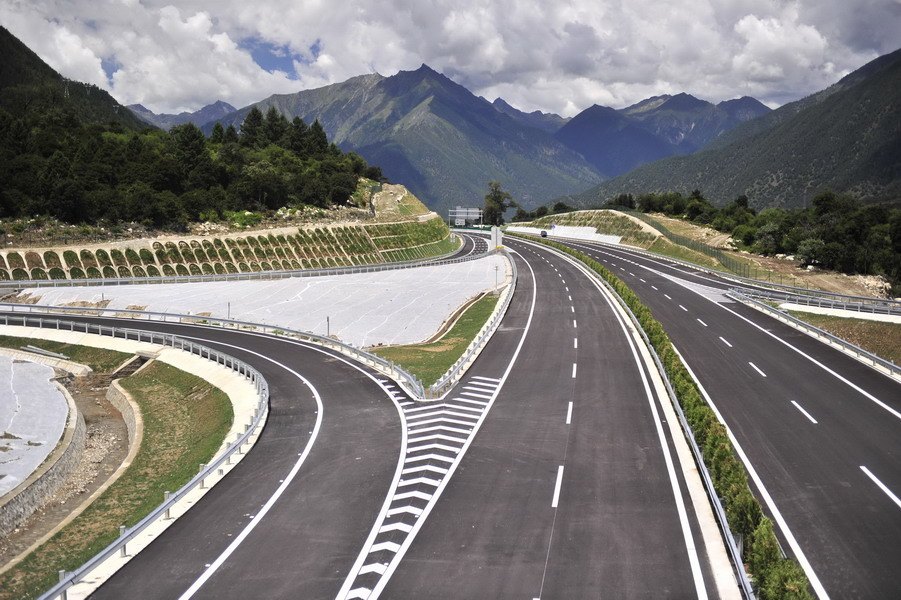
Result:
[0, 380, 86, 540]
[0, 347, 92, 376]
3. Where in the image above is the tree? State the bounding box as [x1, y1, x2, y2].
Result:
[223, 124, 239, 144]
[483, 181, 516, 226]
[552, 201, 573, 214]
[239, 107, 264, 147]
[307, 119, 328, 154]
[263, 106, 289, 146]
[209, 122, 225, 144]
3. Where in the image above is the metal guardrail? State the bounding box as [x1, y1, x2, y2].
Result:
[728, 290, 900, 378]
[511, 235, 755, 597]
[729, 286, 900, 316]
[0, 303, 426, 400]
[0, 314, 269, 600]
[427, 250, 517, 398]
[4, 234, 477, 289]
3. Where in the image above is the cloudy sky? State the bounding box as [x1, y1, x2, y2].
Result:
[2, 0, 899, 116]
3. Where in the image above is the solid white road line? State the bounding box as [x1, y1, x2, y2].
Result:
[719, 336, 733, 348]
[697, 319, 707, 327]
[551, 466, 564, 508]
[748, 362, 767, 378]
[790, 401, 818, 424]
[572, 363, 577, 378]
[673, 346, 828, 598]
[860, 466, 901, 510]
[566, 402, 573, 425]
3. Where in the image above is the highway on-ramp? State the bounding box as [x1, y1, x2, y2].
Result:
[542, 236, 901, 598]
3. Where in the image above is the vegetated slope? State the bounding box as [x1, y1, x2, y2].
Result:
[128, 101, 236, 130]
[205, 65, 602, 212]
[490, 98, 570, 133]
[0, 26, 146, 130]
[565, 48, 901, 209]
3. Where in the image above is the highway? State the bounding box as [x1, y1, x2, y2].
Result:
[540, 236, 901, 598]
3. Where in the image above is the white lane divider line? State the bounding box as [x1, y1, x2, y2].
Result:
[719, 336, 732, 348]
[572, 363, 577, 378]
[639, 278, 646, 283]
[573, 319, 577, 328]
[551, 466, 564, 508]
[748, 362, 767, 378]
[664, 294, 672, 300]
[697, 318, 707, 327]
[570, 305, 575, 313]
[679, 304, 688, 312]
[860, 466, 901, 509]
[790, 401, 818, 424]
[568, 295, 572, 302]
[566, 402, 573, 425]
[651, 285, 658, 290]
[565, 287, 569, 292]
[573, 338, 578, 349]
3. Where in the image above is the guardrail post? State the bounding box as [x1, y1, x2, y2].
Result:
[163, 492, 172, 519]
[118, 525, 127, 557]
[58, 571, 68, 600]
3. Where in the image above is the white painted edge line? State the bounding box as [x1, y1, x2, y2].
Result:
[551, 466, 564, 508]
[790, 401, 818, 424]
[860, 466, 901, 510]
[719, 336, 733, 348]
[565, 402, 573, 425]
[363, 248, 539, 599]
[673, 345, 830, 599]
[748, 362, 767, 378]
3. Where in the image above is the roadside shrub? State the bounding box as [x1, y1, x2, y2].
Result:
[80, 250, 97, 268]
[162, 265, 176, 276]
[155, 248, 169, 264]
[48, 267, 66, 280]
[176, 264, 189, 276]
[133, 266, 147, 277]
[144, 265, 158, 277]
[214, 263, 226, 274]
[238, 262, 250, 272]
[43, 251, 62, 269]
[260, 261, 272, 270]
[225, 263, 237, 273]
[140, 248, 155, 264]
[201, 263, 214, 275]
[69, 267, 85, 279]
[110, 249, 127, 266]
[95, 249, 112, 267]
[30, 268, 48, 280]
[118, 266, 132, 277]
[125, 248, 142, 266]
[12, 268, 28, 280]
[63, 250, 81, 268]
[86, 267, 102, 278]
[102, 266, 116, 278]
[7, 252, 25, 269]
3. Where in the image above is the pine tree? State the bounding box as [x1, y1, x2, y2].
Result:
[223, 124, 239, 144]
[240, 107, 264, 147]
[210, 122, 224, 144]
[263, 106, 289, 146]
[307, 119, 328, 154]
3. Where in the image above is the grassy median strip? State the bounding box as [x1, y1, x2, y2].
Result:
[0, 361, 233, 600]
[371, 293, 499, 386]
[0, 335, 130, 372]
[786, 311, 901, 365]
[509, 232, 812, 599]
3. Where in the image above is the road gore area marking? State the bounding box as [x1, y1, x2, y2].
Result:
[552, 466, 564, 508]
[860, 466, 901, 509]
[566, 402, 573, 424]
[748, 362, 767, 377]
[719, 336, 732, 348]
[791, 400, 818, 424]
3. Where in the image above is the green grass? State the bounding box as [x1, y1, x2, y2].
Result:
[371, 293, 499, 386]
[0, 361, 233, 600]
[0, 336, 130, 372]
[647, 237, 721, 269]
[786, 311, 901, 364]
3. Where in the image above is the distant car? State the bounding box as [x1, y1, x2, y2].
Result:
[540, 230, 548, 238]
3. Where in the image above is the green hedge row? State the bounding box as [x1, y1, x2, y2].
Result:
[516, 234, 811, 599]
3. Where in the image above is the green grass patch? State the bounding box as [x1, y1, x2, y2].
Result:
[0, 361, 233, 599]
[648, 237, 721, 269]
[371, 293, 499, 386]
[787, 311, 901, 364]
[0, 336, 129, 372]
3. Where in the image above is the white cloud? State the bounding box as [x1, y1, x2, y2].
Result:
[1, 0, 897, 115]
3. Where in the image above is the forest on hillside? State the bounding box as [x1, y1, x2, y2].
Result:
[0, 104, 382, 230]
[607, 191, 901, 290]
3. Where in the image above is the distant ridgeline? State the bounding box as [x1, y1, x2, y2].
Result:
[0, 218, 456, 282]
[0, 26, 384, 230]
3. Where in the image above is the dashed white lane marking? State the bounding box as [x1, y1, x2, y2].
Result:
[570, 305, 575, 313]
[629, 272, 636, 277]
[679, 304, 688, 312]
[565, 287, 569, 292]
[573, 338, 578, 349]
[748, 362, 767, 377]
[860, 466, 901, 510]
[791, 401, 818, 424]
[719, 336, 733, 348]
[561, 279, 565, 284]
[697, 318, 707, 327]
[664, 294, 672, 300]
[572, 363, 577, 378]
[566, 402, 573, 425]
[573, 319, 577, 328]
[651, 285, 658, 290]
[551, 466, 564, 508]
[639, 278, 646, 283]
[568, 295, 572, 301]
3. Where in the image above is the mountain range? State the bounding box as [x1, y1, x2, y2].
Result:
[198, 66, 770, 211]
[563, 48, 901, 209]
[128, 100, 236, 130]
